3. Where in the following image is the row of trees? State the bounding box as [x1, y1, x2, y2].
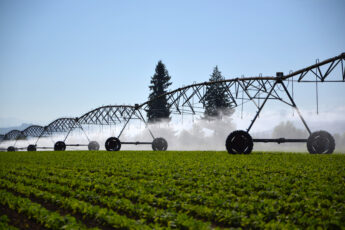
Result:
[147, 61, 233, 123]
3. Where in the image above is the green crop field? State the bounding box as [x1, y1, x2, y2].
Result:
[0, 151, 344, 229]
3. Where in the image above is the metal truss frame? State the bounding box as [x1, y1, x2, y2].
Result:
[2, 130, 26, 141]
[22, 125, 45, 138]
[77, 105, 155, 141]
[34, 118, 85, 143]
[1, 52, 344, 151]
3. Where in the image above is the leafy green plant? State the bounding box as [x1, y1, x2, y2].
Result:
[0, 151, 344, 229]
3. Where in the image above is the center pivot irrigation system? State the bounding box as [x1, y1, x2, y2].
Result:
[1, 52, 344, 154]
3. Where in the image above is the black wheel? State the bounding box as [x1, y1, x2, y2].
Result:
[226, 130, 253, 154]
[88, 141, 100, 151]
[152, 137, 168, 151]
[54, 141, 66, 151]
[105, 137, 121, 151]
[7, 146, 16, 152]
[307, 131, 335, 154]
[27, 145, 37, 151]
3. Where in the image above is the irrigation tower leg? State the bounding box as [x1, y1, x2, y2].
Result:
[63, 123, 90, 143]
[137, 110, 155, 139]
[63, 128, 73, 142]
[117, 110, 135, 139]
[247, 81, 278, 132]
[35, 127, 47, 145]
[280, 81, 312, 135]
[79, 125, 90, 142]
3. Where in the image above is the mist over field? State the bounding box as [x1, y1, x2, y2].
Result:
[6, 120, 342, 153]
[1, 108, 344, 152]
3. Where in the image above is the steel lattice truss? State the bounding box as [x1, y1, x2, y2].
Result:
[3, 130, 26, 141]
[139, 53, 345, 115]
[283, 53, 345, 82]
[0, 126, 45, 142]
[78, 105, 142, 125]
[22, 125, 45, 137]
[42, 118, 80, 135]
[1, 52, 344, 147]
[139, 77, 279, 115]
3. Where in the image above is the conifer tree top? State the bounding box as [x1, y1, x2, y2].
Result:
[209, 66, 223, 82]
[204, 66, 233, 118]
[147, 60, 172, 123]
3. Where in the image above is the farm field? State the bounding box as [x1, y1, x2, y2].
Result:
[0, 151, 344, 229]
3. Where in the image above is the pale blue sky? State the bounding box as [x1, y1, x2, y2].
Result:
[0, 0, 344, 127]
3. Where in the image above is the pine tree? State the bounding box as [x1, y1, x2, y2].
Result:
[204, 66, 233, 118]
[147, 60, 172, 123]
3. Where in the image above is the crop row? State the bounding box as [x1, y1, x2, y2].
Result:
[5, 154, 341, 194]
[2, 166, 344, 228]
[0, 179, 156, 230]
[0, 189, 94, 229]
[0, 172, 223, 229]
[4, 163, 308, 199]
[0, 175, 214, 229]
[10, 164, 281, 191]
[0, 215, 18, 230]
[5, 163, 344, 211]
[4, 160, 304, 185]
[1, 151, 344, 229]
[5, 166, 263, 209]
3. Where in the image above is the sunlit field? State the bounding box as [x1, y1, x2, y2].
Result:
[0, 151, 344, 229]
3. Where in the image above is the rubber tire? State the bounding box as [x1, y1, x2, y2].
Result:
[105, 137, 121, 151]
[226, 130, 253, 154]
[307, 130, 335, 154]
[54, 141, 66, 151]
[152, 137, 168, 151]
[88, 141, 100, 151]
[7, 146, 16, 152]
[27, 145, 37, 151]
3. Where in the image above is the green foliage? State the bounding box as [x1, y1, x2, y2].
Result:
[0, 189, 90, 229]
[147, 60, 172, 123]
[204, 66, 233, 118]
[0, 151, 345, 229]
[0, 215, 18, 230]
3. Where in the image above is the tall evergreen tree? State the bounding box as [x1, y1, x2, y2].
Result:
[204, 66, 233, 118]
[147, 60, 172, 123]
